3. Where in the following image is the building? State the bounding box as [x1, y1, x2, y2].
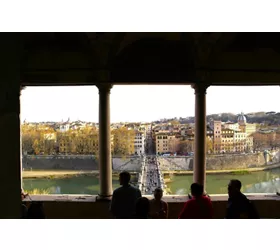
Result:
[233, 131, 247, 152]
[213, 120, 222, 153]
[4, 32, 280, 219]
[221, 128, 234, 152]
[134, 130, 145, 155]
[237, 112, 257, 135]
[155, 133, 180, 155]
[59, 122, 70, 132]
[211, 113, 257, 153]
[224, 121, 239, 131]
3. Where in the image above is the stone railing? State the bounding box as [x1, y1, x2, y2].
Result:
[23, 193, 280, 219]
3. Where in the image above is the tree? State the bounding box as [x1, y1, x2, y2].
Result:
[21, 124, 41, 154]
[32, 139, 42, 155]
[170, 120, 180, 125]
[206, 137, 213, 154]
[112, 127, 135, 156]
[178, 140, 193, 154]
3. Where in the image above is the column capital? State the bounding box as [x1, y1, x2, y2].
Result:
[191, 83, 210, 95]
[96, 83, 113, 94]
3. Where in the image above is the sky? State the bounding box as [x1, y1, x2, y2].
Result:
[20, 85, 280, 123]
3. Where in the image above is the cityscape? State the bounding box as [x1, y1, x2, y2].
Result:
[22, 111, 280, 157]
[21, 111, 280, 196]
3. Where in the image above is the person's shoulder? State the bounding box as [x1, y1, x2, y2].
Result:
[202, 195, 212, 202]
[240, 193, 250, 203]
[162, 200, 168, 207]
[130, 185, 141, 192]
[241, 193, 249, 199]
[185, 198, 195, 205]
[113, 186, 123, 194]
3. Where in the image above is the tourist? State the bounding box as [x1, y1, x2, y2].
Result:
[149, 188, 168, 219]
[178, 183, 213, 219]
[110, 171, 142, 219]
[21, 188, 28, 219]
[226, 179, 259, 219]
[27, 201, 46, 219]
[135, 197, 150, 219]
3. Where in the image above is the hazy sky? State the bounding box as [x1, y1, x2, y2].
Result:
[20, 85, 280, 123]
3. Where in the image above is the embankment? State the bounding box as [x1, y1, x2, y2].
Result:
[158, 150, 280, 171]
[22, 155, 142, 172]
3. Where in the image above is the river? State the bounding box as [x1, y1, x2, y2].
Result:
[22, 168, 280, 195]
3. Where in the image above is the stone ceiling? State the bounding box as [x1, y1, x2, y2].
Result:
[20, 32, 280, 86]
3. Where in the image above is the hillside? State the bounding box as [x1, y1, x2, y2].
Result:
[154, 112, 280, 125]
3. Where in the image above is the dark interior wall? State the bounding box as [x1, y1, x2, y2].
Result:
[24, 198, 280, 219]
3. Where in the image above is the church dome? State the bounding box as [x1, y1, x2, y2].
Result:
[237, 112, 247, 124]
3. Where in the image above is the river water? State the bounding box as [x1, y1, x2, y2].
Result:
[22, 168, 280, 195]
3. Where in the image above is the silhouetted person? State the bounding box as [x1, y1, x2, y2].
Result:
[178, 183, 213, 219]
[135, 197, 150, 219]
[110, 171, 142, 219]
[149, 188, 168, 219]
[21, 188, 28, 219]
[226, 179, 259, 219]
[27, 201, 45, 219]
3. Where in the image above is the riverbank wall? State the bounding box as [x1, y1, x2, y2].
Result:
[23, 151, 280, 171]
[22, 155, 143, 172]
[158, 151, 280, 171]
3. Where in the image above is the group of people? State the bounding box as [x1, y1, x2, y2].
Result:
[145, 167, 160, 193]
[110, 171, 260, 219]
[110, 171, 168, 219]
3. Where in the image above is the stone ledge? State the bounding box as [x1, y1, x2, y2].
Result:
[23, 193, 280, 203]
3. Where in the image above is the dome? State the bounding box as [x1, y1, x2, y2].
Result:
[237, 112, 247, 124]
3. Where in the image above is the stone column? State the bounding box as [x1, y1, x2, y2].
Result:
[97, 84, 113, 199]
[192, 84, 209, 188]
[0, 34, 22, 218]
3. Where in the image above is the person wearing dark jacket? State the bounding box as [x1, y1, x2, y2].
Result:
[135, 197, 150, 219]
[226, 179, 259, 219]
[27, 202, 46, 219]
[110, 171, 142, 219]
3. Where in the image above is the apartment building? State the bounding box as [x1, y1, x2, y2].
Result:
[212, 113, 255, 153]
[155, 133, 180, 154]
[134, 130, 145, 155]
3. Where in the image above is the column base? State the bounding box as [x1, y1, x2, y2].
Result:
[96, 194, 112, 202]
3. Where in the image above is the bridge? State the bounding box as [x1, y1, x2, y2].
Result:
[138, 156, 166, 195]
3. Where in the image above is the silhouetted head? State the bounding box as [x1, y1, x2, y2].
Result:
[228, 179, 242, 198]
[21, 188, 27, 201]
[135, 197, 150, 218]
[119, 171, 131, 186]
[154, 188, 163, 201]
[27, 202, 45, 219]
[190, 183, 204, 197]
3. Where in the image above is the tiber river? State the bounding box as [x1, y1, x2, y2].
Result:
[22, 168, 280, 195]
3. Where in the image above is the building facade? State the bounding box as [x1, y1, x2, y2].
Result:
[134, 131, 145, 155]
